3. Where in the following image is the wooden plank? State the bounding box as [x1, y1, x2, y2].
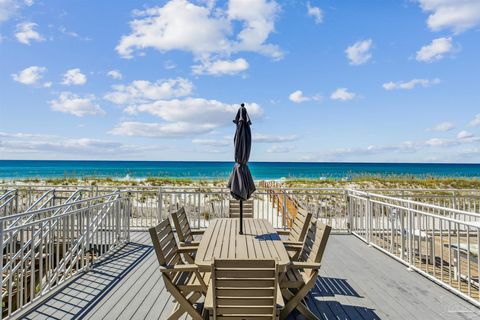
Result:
[19, 231, 480, 320]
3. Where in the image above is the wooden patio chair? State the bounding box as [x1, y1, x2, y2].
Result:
[149, 219, 209, 320]
[171, 207, 205, 247]
[228, 199, 254, 218]
[205, 259, 284, 319]
[278, 206, 313, 259]
[280, 220, 331, 319]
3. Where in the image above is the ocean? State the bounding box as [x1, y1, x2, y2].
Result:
[0, 160, 480, 180]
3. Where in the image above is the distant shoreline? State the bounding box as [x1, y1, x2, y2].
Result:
[1, 160, 480, 181]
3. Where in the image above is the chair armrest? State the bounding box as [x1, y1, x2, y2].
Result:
[179, 241, 200, 247]
[284, 245, 302, 253]
[178, 246, 198, 253]
[276, 230, 290, 236]
[275, 284, 284, 309]
[191, 229, 206, 235]
[160, 264, 198, 273]
[282, 240, 303, 246]
[290, 261, 321, 270]
[204, 280, 213, 310]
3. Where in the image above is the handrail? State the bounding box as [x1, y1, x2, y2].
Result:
[1, 191, 129, 319]
[348, 189, 480, 218]
[348, 190, 480, 308]
[0, 189, 16, 202]
[0, 191, 124, 222]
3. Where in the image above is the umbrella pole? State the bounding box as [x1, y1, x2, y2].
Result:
[239, 200, 243, 235]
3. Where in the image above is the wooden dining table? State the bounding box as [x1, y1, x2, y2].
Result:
[195, 218, 291, 272]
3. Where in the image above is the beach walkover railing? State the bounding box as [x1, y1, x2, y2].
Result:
[348, 190, 480, 307]
[1, 192, 130, 319]
[154, 186, 349, 231]
[0, 190, 17, 218]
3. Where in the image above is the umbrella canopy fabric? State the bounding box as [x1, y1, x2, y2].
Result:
[227, 105, 256, 201]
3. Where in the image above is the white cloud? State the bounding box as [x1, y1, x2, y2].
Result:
[383, 78, 440, 90]
[125, 98, 262, 128]
[426, 121, 455, 132]
[307, 2, 323, 24]
[15, 21, 44, 45]
[330, 88, 356, 101]
[469, 114, 480, 127]
[227, 0, 282, 58]
[416, 0, 480, 33]
[62, 68, 87, 86]
[49, 92, 105, 117]
[116, 0, 282, 60]
[0, 131, 156, 159]
[0, 0, 19, 23]
[457, 130, 474, 140]
[0, 0, 33, 25]
[416, 37, 454, 62]
[164, 60, 176, 70]
[110, 121, 216, 138]
[115, 99, 263, 137]
[11, 65, 46, 85]
[104, 78, 193, 105]
[107, 70, 123, 80]
[267, 145, 294, 153]
[289, 90, 309, 103]
[424, 137, 457, 147]
[105, 77, 263, 138]
[192, 138, 230, 146]
[253, 133, 298, 143]
[192, 58, 249, 76]
[345, 39, 372, 65]
[288, 90, 321, 103]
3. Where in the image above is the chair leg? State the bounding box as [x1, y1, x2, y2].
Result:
[296, 300, 320, 320]
[165, 281, 204, 320]
[280, 279, 316, 319]
[169, 292, 202, 319]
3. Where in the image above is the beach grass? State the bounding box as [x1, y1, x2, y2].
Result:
[3, 176, 479, 190]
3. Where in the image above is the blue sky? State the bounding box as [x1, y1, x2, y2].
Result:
[1, 0, 479, 162]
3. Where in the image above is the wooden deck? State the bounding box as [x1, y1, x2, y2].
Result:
[18, 232, 480, 320]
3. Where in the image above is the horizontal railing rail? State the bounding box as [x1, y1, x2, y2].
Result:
[0, 190, 17, 218]
[347, 190, 480, 308]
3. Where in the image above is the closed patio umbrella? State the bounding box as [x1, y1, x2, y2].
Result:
[227, 103, 256, 234]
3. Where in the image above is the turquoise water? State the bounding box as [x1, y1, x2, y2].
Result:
[1, 160, 480, 180]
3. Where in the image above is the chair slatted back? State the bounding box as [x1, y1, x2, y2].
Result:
[149, 219, 183, 282]
[212, 259, 278, 320]
[229, 199, 254, 219]
[288, 206, 313, 243]
[298, 220, 331, 278]
[171, 207, 193, 243]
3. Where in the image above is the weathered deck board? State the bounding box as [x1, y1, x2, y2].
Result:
[18, 232, 480, 320]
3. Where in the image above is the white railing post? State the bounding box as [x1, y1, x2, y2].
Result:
[85, 208, 91, 271]
[367, 193, 372, 244]
[346, 190, 352, 234]
[407, 200, 414, 270]
[282, 188, 287, 229]
[400, 209, 405, 260]
[157, 187, 162, 224]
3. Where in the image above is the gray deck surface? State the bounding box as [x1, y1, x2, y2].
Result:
[19, 232, 480, 320]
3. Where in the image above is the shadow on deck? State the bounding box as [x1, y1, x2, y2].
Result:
[18, 232, 480, 320]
